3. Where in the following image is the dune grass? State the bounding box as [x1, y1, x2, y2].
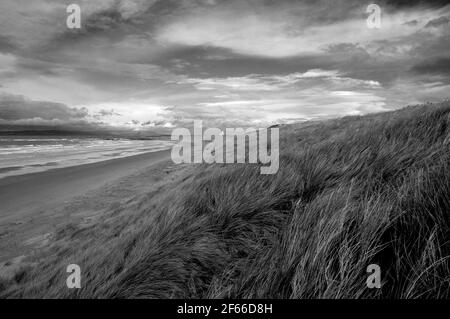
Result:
[1, 102, 450, 298]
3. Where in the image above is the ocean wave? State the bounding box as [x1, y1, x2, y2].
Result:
[0, 139, 174, 179]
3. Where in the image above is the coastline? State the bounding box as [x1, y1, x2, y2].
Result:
[0, 149, 172, 220]
[0, 149, 179, 263]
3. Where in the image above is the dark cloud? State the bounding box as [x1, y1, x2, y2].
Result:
[411, 57, 450, 75]
[0, 34, 18, 53]
[384, 0, 450, 9]
[324, 43, 370, 61]
[83, 9, 126, 32]
[14, 57, 62, 76]
[147, 46, 340, 78]
[403, 20, 419, 26]
[0, 94, 88, 122]
[425, 16, 450, 28]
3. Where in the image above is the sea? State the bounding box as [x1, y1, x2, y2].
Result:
[0, 135, 174, 179]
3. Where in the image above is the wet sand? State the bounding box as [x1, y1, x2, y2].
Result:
[0, 149, 176, 263]
[0, 149, 171, 223]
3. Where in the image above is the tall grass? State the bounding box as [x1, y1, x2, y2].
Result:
[2, 102, 450, 298]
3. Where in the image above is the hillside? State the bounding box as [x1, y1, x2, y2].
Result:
[1, 102, 450, 298]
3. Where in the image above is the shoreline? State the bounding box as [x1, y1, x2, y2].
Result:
[0, 149, 172, 221]
[0, 138, 174, 180]
[0, 148, 179, 264]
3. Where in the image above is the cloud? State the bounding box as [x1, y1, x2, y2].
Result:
[0, 0, 449, 130]
[97, 109, 122, 117]
[403, 19, 419, 26]
[412, 57, 450, 75]
[0, 53, 17, 75]
[156, 2, 447, 58]
[176, 70, 381, 94]
[158, 69, 386, 128]
[161, 92, 388, 128]
[79, 100, 171, 128]
[384, 0, 450, 9]
[425, 16, 450, 28]
[65, 0, 157, 35]
[0, 93, 89, 124]
[0, 35, 18, 53]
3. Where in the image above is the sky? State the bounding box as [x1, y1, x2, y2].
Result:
[0, 0, 449, 132]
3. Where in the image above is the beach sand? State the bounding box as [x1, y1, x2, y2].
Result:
[0, 149, 182, 265]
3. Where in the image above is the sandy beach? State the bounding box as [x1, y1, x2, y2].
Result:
[0, 149, 178, 263]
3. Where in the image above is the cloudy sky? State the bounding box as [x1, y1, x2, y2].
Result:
[0, 0, 449, 132]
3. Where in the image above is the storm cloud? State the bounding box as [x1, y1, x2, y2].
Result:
[0, 94, 88, 121]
